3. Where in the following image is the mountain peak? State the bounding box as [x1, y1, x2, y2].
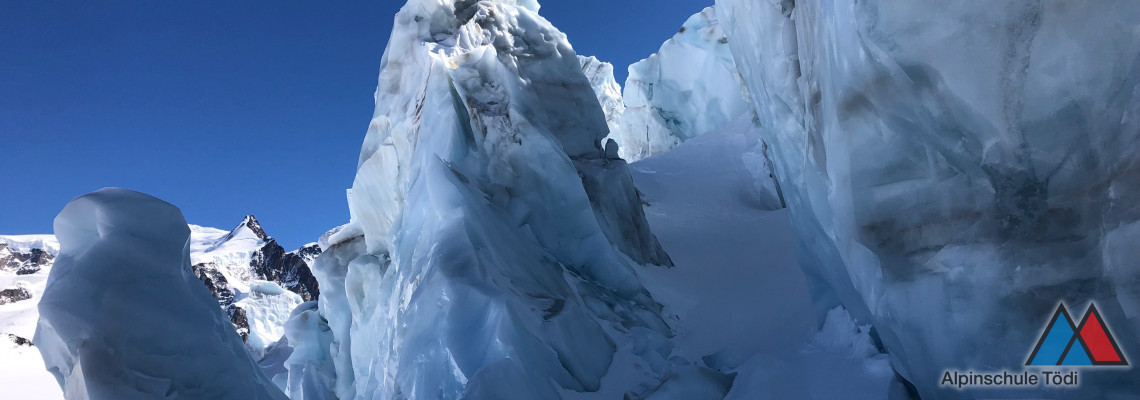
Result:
[236, 215, 269, 240]
[202, 215, 270, 254]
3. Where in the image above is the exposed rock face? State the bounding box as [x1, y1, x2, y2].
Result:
[4, 333, 33, 346]
[189, 216, 322, 350]
[0, 243, 55, 275]
[250, 241, 321, 302]
[0, 286, 32, 305]
[192, 262, 249, 340]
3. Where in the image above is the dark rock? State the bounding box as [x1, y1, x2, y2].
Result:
[4, 333, 33, 347]
[250, 240, 322, 301]
[0, 286, 32, 305]
[1, 245, 54, 274]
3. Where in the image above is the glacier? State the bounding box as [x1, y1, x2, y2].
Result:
[608, 6, 752, 162]
[715, 0, 1140, 398]
[578, 55, 625, 148]
[34, 188, 285, 399]
[300, 0, 764, 398]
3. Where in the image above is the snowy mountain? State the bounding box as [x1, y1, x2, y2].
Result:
[189, 215, 322, 355]
[0, 215, 323, 398]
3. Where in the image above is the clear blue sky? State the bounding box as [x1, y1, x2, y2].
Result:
[0, 0, 711, 249]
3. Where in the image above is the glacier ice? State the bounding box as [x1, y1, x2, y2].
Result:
[257, 301, 338, 400]
[578, 55, 625, 147]
[716, 0, 1140, 397]
[33, 188, 286, 400]
[1, 217, 319, 399]
[308, 0, 696, 398]
[239, 280, 303, 355]
[609, 6, 752, 162]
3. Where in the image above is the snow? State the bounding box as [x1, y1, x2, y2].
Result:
[0, 337, 64, 400]
[716, 0, 1140, 397]
[34, 188, 286, 399]
[609, 6, 752, 162]
[190, 217, 269, 294]
[631, 120, 805, 358]
[0, 235, 59, 255]
[0, 236, 58, 339]
[627, 120, 898, 400]
[239, 280, 303, 354]
[722, 307, 898, 400]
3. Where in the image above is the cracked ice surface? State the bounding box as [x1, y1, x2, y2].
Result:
[313, 1, 691, 399]
[716, 0, 1140, 398]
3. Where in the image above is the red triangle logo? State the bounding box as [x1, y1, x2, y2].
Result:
[1076, 303, 1128, 366]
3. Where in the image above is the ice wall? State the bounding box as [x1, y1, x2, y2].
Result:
[716, 0, 1140, 398]
[579, 55, 625, 145]
[613, 6, 751, 161]
[315, 0, 677, 398]
[34, 188, 286, 400]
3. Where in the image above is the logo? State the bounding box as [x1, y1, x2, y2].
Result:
[1026, 302, 1128, 366]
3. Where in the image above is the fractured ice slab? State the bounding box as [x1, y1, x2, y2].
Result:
[316, 1, 676, 399]
[34, 188, 286, 400]
[579, 55, 625, 146]
[611, 6, 752, 161]
[716, 0, 1140, 397]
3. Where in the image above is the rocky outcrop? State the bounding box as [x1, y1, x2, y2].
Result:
[0, 286, 32, 306]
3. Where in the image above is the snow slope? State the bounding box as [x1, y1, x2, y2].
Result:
[621, 120, 901, 400]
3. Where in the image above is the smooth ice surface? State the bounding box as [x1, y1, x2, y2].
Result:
[34, 188, 286, 400]
[609, 7, 751, 161]
[716, 0, 1140, 397]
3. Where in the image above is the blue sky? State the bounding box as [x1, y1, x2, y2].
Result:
[1, 0, 712, 249]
